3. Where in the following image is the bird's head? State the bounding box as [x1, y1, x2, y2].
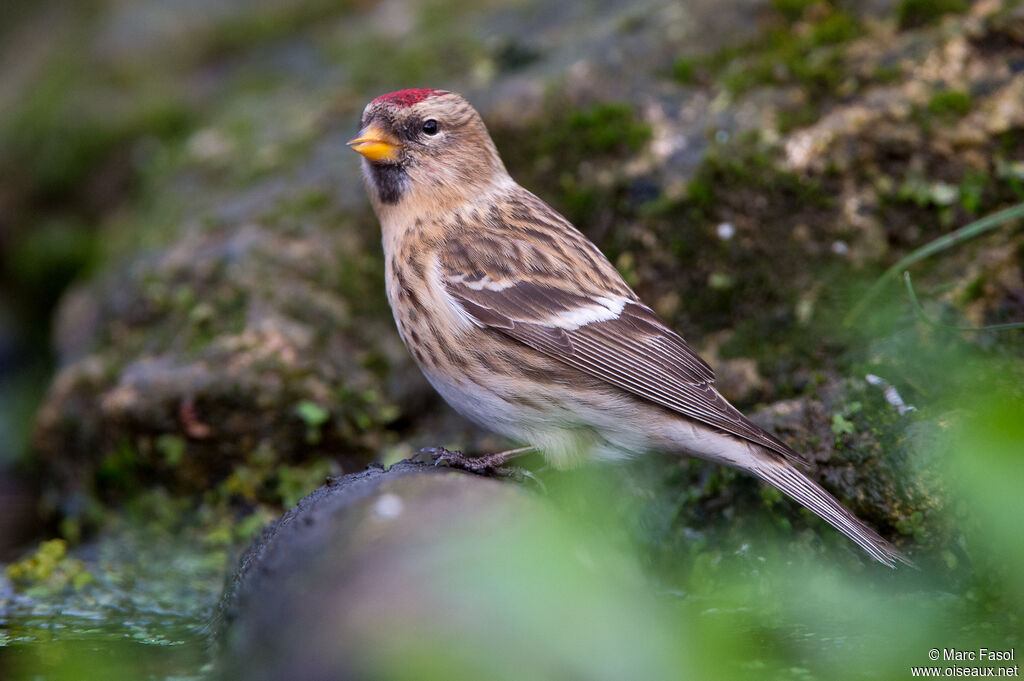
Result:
[348, 89, 510, 214]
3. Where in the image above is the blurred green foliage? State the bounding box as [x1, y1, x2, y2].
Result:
[294, 400, 331, 444]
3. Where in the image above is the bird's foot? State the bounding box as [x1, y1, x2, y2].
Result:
[417, 446, 517, 475]
[415, 446, 538, 484]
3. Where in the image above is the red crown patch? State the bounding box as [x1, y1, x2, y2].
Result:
[371, 88, 448, 108]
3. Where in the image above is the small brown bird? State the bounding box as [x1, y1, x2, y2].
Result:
[348, 88, 910, 567]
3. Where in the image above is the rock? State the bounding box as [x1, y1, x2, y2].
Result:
[214, 462, 529, 680]
[0, 471, 39, 559]
[214, 459, 707, 681]
[988, 3, 1024, 44]
[32, 219, 428, 508]
[749, 375, 948, 547]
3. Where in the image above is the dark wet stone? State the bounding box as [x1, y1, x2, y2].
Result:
[214, 461, 533, 681]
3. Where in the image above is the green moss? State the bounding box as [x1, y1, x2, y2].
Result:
[672, 58, 698, 85]
[831, 412, 856, 436]
[122, 487, 195, 533]
[631, 135, 836, 368]
[183, 287, 248, 352]
[675, 6, 860, 104]
[275, 459, 338, 507]
[772, 0, 816, 22]
[895, 510, 928, 542]
[958, 169, 987, 214]
[831, 399, 866, 441]
[959, 274, 986, 304]
[927, 90, 972, 119]
[547, 103, 652, 157]
[234, 507, 277, 541]
[809, 12, 861, 47]
[221, 464, 268, 502]
[687, 139, 829, 216]
[6, 539, 94, 594]
[497, 99, 651, 168]
[96, 439, 142, 492]
[491, 99, 652, 232]
[760, 485, 784, 506]
[776, 106, 823, 134]
[708, 271, 735, 290]
[295, 400, 331, 444]
[671, 45, 738, 86]
[872, 64, 903, 83]
[155, 434, 187, 468]
[5, 218, 98, 309]
[896, 0, 969, 29]
[893, 175, 959, 208]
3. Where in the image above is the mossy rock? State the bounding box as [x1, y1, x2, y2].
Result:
[31, 215, 428, 521]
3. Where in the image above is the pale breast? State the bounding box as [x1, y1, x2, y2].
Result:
[379, 212, 650, 467]
[384, 229, 474, 374]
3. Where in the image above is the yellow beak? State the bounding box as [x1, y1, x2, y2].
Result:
[347, 123, 401, 163]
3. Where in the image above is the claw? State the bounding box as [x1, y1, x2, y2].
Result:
[413, 446, 458, 464]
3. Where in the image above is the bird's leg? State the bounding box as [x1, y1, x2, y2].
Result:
[416, 445, 536, 477]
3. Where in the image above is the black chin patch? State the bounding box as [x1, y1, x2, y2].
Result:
[369, 163, 408, 205]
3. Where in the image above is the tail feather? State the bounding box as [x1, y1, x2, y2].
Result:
[752, 458, 915, 568]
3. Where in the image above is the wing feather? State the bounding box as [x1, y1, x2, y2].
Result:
[438, 189, 802, 463]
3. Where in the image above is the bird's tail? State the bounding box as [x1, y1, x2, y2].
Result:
[750, 455, 914, 568]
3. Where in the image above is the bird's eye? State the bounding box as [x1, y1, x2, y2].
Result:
[422, 119, 439, 135]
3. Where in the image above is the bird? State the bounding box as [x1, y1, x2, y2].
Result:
[347, 88, 911, 567]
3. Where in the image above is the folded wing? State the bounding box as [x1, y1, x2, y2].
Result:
[439, 230, 802, 464]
